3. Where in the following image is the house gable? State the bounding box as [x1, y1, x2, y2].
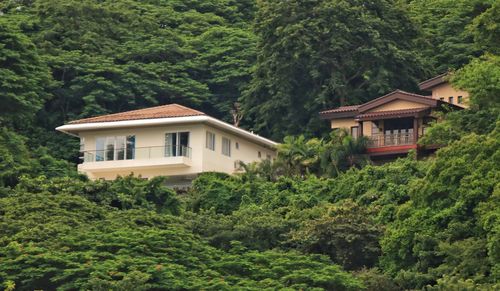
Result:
[365, 99, 430, 113]
[358, 90, 437, 113]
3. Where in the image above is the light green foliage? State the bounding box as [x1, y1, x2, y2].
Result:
[452, 54, 500, 108]
[380, 124, 500, 289]
[353, 268, 401, 291]
[15, 175, 182, 215]
[242, 129, 370, 179]
[419, 108, 499, 146]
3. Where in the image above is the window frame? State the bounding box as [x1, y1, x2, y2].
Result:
[350, 126, 359, 138]
[165, 131, 190, 157]
[206, 131, 216, 151]
[94, 135, 136, 162]
[221, 137, 231, 157]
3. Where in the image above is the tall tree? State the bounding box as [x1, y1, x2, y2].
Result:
[0, 18, 51, 123]
[242, 0, 425, 139]
[408, 0, 495, 72]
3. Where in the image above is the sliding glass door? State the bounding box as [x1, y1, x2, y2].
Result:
[165, 132, 189, 157]
[94, 136, 135, 162]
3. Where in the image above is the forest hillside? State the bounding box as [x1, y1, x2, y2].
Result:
[0, 0, 499, 290]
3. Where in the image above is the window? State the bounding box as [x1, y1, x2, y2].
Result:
[105, 138, 115, 161]
[126, 136, 135, 160]
[95, 136, 135, 162]
[449, 96, 454, 104]
[206, 131, 215, 151]
[96, 137, 105, 161]
[458, 96, 463, 104]
[235, 142, 239, 150]
[439, 97, 445, 101]
[80, 138, 85, 152]
[258, 151, 262, 158]
[166, 132, 190, 157]
[222, 137, 231, 156]
[115, 136, 126, 160]
[350, 126, 359, 137]
[266, 154, 271, 160]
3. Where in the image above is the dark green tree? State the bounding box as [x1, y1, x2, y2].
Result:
[243, 0, 425, 139]
[0, 18, 51, 122]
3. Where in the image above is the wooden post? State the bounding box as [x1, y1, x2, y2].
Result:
[413, 117, 418, 143]
[413, 117, 419, 160]
[358, 121, 363, 137]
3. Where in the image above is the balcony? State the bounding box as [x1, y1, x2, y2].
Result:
[366, 132, 418, 156]
[79, 145, 192, 172]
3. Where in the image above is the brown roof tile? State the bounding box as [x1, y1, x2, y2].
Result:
[68, 104, 205, 124]
[319, 105, 360, 114]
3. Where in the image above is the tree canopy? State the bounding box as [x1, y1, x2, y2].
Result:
[0, 0, 499, 289]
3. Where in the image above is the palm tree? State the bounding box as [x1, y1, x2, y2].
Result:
[320, 129, 369, 177]
[276, 135, 321, 176]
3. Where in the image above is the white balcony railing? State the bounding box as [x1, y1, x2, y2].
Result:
[82, 145, 192, 163]
[367, 133, 415, 148]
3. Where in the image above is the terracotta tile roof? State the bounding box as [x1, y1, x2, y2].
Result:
[419, 73, 448, 90]
[68, 104, 205, 124]
[356, 108, 429, 120]
[319, 105, 360, 114]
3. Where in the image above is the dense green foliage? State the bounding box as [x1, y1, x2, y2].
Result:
[0, 186, 363, 290]
[0, 0, 499, 289]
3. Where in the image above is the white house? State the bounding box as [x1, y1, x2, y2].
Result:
[56, 104, 277, 186]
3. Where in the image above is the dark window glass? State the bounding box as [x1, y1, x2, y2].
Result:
[105, 138, 115, 161]
[96, 138, 105, 161]
[126, 136, 135, 159]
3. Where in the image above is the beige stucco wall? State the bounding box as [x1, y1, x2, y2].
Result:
[431, 83, 469, 108]
[330, 118, 358, 129]
[77, 123, 276, 180]
[368, 99, 428, 112]
[202, 124, 276, 174]
[78, 124, 204, 179]
[362, 121, 374, 137]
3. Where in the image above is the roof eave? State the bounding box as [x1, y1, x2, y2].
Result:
[418, 73, 448, 91]
[56, 116, 278, 149]
[319, 111, 358, 120]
